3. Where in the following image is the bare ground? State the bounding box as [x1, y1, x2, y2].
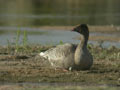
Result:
[0, 45, 120, 87]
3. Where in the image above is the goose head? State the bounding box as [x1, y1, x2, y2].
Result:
[72, 24, 89, 37]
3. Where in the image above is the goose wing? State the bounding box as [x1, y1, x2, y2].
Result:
[40, 43, 77, 61]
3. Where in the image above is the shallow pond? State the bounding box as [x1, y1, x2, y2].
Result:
[0, 1, 120, 47]
[0, 26, 120, 48]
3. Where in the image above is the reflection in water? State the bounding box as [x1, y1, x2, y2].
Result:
[0, 0, 120, 26]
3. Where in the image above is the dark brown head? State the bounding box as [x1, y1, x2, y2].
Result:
[72, 24, 89, 36]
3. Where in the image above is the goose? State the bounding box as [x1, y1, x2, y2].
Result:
[40, 24, 93, 70]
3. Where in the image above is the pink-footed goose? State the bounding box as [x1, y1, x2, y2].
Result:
[40, 24, 93, 70]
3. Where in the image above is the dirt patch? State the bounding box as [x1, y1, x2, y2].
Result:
[0, 85, 23, 90]
[0, 45, 120, 86]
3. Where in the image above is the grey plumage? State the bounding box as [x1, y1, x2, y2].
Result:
[40, 24, 93, 70]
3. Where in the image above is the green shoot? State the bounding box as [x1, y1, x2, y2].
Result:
[15, 30, 21, 52]
[59, 40, 64, 45]
[23, 30, 28, 47]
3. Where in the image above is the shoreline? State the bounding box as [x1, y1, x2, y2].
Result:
[39, 25, 120, 32]
[38, 25, 120, 42]
[0, 25, 120, 46]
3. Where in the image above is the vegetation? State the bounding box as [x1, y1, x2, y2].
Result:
[0, 29, 118, 87]
[5, 30, 48, 53]
[0, 44, 120, 85]
[15, 30, 21, 52]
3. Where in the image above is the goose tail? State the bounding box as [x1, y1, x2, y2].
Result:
[39, 52, 45, 56]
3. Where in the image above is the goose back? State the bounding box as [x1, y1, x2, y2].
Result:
[40, 43, 77, 69]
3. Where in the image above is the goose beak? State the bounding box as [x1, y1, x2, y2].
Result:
[71, 28, 75, 32]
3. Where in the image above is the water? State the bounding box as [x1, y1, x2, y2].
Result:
[0, 1, 120, 87]
[0, 0, 120, 26]
[0, 0, 120, 47]
[0, 26, 120, 48]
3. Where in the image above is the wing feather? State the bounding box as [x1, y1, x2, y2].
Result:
[40, 43, 77, 61]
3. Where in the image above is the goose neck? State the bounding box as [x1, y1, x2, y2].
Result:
[79, 34, 88, 48]
[74, 34, 88, 66]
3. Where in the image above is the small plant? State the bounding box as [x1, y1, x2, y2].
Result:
[7, 39, 10, 48]
[23, 30, 28, 47]
[15, 30, 21, 52]
[59, 40, 64, 45]
[7, 39, 11, 53]
[14, 30, 28, 53]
